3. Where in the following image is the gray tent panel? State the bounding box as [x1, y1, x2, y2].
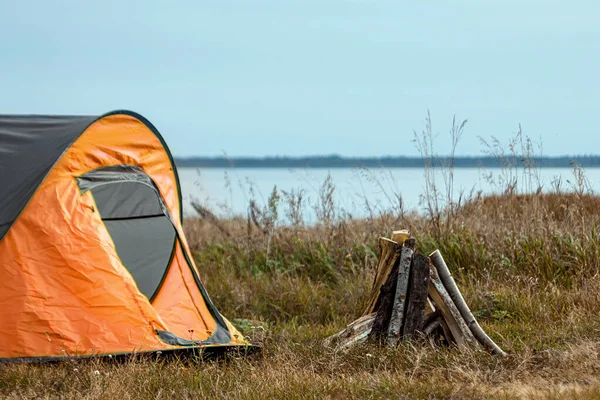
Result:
[0, 223, 10, 241]
[78, 165, 166, 219]
[0, 115, 96, 239]
[104, 217, 176, 299]
[91, 182, 163, 219]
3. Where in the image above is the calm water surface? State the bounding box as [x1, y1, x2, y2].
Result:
[178, 167, 600, 221]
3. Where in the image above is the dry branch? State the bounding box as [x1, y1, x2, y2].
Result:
[428, 264, 477, 349]
[429, 250, 507, 356]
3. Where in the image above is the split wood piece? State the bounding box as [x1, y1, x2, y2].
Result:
[386, 238, 416, 345]
[425, 297, 436, 316]
[423, 312, 442, 336]
[368, 253, 401, 341]
[401, 253, 431, 339]
[324, 313, 376, 349]
[428, 264, 477, 350]
[363, 238, 403, 316]
[423, 311, 450, 346]
[423, 309, 440, 326]
[429, 250, 508, 356]
[391, 230, 410, 245]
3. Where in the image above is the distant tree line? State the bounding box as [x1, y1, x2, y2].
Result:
[174, 155, 600, 169]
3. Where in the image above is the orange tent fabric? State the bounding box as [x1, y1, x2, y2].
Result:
[0, 111, 249, 361]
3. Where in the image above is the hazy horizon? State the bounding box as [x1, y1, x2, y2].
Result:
[2, 1, 599, 158]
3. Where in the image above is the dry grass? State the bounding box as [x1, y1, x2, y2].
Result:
[3, 189, 600, 399]
[3, 123, 600, 399]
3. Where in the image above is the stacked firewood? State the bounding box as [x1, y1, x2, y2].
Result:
[325, 230, 506, 356]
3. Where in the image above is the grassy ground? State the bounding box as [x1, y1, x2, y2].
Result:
[3, 186, 600, 399]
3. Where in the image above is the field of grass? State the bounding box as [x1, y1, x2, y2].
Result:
[3, 125, 600, 399]
[3, 184, 600, 399]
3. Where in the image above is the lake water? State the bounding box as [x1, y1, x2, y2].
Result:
[178, 167, 600, 221]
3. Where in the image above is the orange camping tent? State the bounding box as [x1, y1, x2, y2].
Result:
[0, 110, 250, 361]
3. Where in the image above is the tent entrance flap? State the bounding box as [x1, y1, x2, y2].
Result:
[77, 165, 176, 300]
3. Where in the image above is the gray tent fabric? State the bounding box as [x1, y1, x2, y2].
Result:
[0, 115, 96, 239]
[104, 217, 176, 300]
[91, 182, 164, 219]
[78, 165, 167, 219]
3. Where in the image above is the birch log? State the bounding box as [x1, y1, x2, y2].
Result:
[324, 312, 376, 349]
[401, 253, 431, 339]
[363, 238, 403, 316]
[429, 250, 507, 356]
[386, 238, 416, 346]
[423, 313, 442, 336]
[428, 264, 477, 349]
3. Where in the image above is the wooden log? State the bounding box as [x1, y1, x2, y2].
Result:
[423, 308, 440, 326]
[386, 238, 416, 346]
[368, 257, 400, 341]
[363, 238, 403, 316]
[422, 311, 450, 345]
[401, 253, 431, 339]
[428, 264, 477, 349]
[423, 313, 442, 336]
[429, 250, 508, 356]
[324, 312, 376, 349]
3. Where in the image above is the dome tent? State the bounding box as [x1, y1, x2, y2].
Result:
[0, 110, 249, 361]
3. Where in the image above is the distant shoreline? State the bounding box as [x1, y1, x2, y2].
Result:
[174, 155, 600, 169]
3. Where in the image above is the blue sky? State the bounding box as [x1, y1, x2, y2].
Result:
[1, 1, 599, 157]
